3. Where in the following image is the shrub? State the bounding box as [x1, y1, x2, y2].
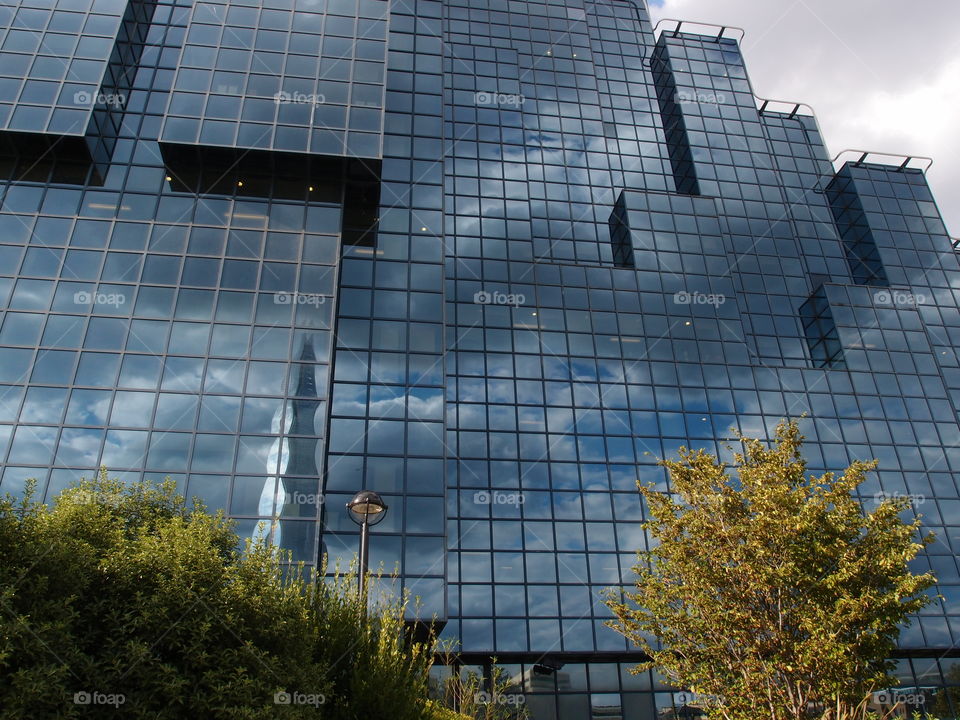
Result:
[0, 471, 432, 719]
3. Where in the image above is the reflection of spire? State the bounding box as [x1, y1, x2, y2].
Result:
[284, 335, 319, 476]
[259, 333, 324, 556]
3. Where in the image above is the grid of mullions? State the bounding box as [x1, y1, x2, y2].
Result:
[1, 0, 960, 706]
[0, 0, 125, 135]
[443, 0, 672, 266]
[428, 658, 960, 720]
[161, 0, 388, 158]
[654, 34, 843, 369]
[0, 0, 341, 565]
[439, 4, 960, 659]
[317, 0, 448, 617]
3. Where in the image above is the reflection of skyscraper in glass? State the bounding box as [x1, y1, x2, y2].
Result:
[284, 334, 320, 480]
[259, 334, 322, 560]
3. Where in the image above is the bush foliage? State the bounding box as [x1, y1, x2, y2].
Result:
[0, 471, 433, 719]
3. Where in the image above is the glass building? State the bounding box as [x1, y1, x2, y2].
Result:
[0, 0, 958, 716]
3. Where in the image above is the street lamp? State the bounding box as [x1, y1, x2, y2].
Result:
[346, 490, 388, 601]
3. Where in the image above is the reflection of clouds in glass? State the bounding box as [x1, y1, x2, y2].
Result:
[21, 387, 67, 423]
[168, 322, 211, 354]
[190, 434, 237, 472]
[8, 425, 57, 463]
[65, 389, 112, 425]
[246, 362, 286, 394]
[161, 357, 203, 391]
[241, 397, 282, 433]
[110, 391, 155, 427]
[75, 352, 121, 387]
[202, 359, 244, 393]
[186, 474, 229, 511]
[408, 389, 443, 419]
[198, 395, 241, 432]
[236, 435, 277, 474]
[210, 324, 250, 357]
[334, 389, 444, 420]
[367, 389, 405, 417]
[153, 393, 198, 430]
[101, 429, 148, 468]
[146, 432, 190, 471]
[10, 279, 54, 310]
[56, 428, 104, 466]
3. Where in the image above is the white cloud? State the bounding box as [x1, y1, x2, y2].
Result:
[648, 0, 960, 236]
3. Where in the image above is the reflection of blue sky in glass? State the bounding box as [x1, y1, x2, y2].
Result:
[0, 0, 958, 705]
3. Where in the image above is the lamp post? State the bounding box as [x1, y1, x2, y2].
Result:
[346, 490, 388, 603]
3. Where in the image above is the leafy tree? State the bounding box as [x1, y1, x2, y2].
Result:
[0, 470, 434, 719]
[605, 420, 936, 720]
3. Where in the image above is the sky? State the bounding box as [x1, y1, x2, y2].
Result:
[646, 0, 960, 237]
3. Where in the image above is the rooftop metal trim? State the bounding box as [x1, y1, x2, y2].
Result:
[653, 18, 746, 42]
[756, 98, 815, 119]
[832, 149, 933, 173]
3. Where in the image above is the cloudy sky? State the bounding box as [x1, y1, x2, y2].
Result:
[647, 0, 959, 236]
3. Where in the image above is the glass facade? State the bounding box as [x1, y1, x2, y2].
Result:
[0, 0, 958, 716]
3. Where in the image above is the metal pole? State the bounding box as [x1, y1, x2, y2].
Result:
[358, 516, 370, 604]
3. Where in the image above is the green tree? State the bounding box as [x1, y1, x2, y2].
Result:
[605, 420, 936, 720]
[0, 471, 434, 719]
